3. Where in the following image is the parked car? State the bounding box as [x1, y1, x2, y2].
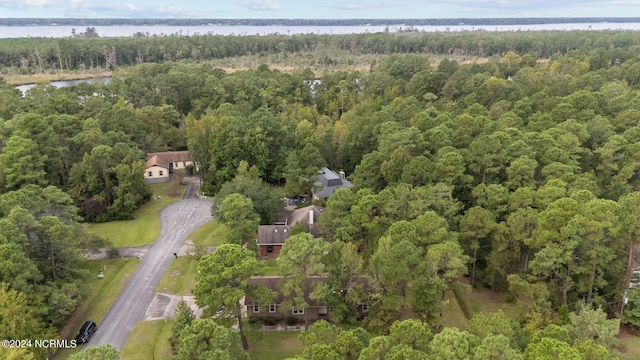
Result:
[287, 197, 307, 206]
[75, 320, 97, 344]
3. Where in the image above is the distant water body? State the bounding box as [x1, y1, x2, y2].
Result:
[2, 23, 640, 38]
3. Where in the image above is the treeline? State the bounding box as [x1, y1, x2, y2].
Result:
[2, 17, 640, 26]
[3, 31, 640, 74]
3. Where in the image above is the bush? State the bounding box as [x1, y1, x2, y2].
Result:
[107, 247, 120, 258]
[263, 317, 276, 326]
[285, 316, 298, 326]
[248, 317, 261, 325]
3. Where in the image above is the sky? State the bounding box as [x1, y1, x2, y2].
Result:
[1, 0, 639, 19]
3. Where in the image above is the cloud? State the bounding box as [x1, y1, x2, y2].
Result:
[335, 0, 640, 13]
[0, 0, 210, 17]
[237, 0, 279, 11]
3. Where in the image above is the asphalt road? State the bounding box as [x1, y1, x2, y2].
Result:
[88, 185, 212, 350]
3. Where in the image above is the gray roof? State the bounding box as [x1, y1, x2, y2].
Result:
[314, 168, 353, 199]
[257, 225, 291, 245]
[287, 205, 324, 238]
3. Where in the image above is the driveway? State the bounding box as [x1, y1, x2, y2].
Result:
[88, 197, 213, 350]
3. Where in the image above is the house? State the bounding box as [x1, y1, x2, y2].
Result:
[313, 168, 353, 200]
[144, 151, 196, 183]
[286, 205, 324, 238]
[244, 276, 330, 323]
[256, 225, 291, 257]
[244, 276, 371, 325]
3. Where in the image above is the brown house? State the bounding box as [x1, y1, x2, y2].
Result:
[256, 225, 290, 257]
[144, 151, 197, 183]
[244, 276, 329, 323]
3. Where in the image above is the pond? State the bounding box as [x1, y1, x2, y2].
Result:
[16, 77, 112, 95]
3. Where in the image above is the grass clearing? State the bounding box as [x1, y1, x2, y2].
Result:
[258, 258, 280, 276]
[248, 331, 303, 360]
[442, 289, 467, 329]
[442, 280, 517, 330]
[86, 182, 185, 247]
[187, 218, 229, 246]
[156, 256, 200, 295]
[121, 319, 174, 360]
[54, 258, 139, 359]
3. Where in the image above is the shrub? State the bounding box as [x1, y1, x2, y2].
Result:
[263, 317, 276, 326]
[285, 316, 298, 326]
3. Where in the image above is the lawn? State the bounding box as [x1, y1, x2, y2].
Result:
[121, 319, 174, 360]
[54, 258, 139, 359]
[441, 280, 517, 330]
[187, 218, 229, 246]
[156, 257, 200, 295]
[442, 289, 468, 329]
[258, 258, 281, 276]
[86, 182, 186, 247]
[248, 331, 304, 360]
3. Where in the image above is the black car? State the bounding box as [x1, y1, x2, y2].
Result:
[75, 320, 97, 344]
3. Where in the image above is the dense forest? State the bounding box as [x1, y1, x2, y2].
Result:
[2, 30, 640, 358]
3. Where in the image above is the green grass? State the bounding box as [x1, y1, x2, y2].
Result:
[187, 218, 229, 246]
[620, 336, 640, 358]
[442, 289, 468, 329]
[121, 319, 174, 360]
[54, 258, 139, 359]
[442, 281, 517, 330]
[86, 182, 186, 247]
[156, 257, 200, 295]
[452, 281, 517, 319]
[248, 331, 303, 360]
[258, 258, 281, 276]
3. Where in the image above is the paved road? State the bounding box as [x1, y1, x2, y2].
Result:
[88, 196, 212, 350]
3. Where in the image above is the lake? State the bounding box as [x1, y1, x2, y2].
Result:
[16, 77, 112, 95]
[2, 23, 640, 38]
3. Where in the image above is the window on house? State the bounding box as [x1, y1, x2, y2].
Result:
[159, 170, 164, 176]
[266, 246, 274, 254]
[361, 304, 369, 312]
[253, 305, 260, 313]
[269, 305, 276, 313]
[148, 171, 152, 177]
[292, 308, 304, 315]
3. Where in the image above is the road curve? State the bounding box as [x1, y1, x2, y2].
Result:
[88, 197, 213, 350]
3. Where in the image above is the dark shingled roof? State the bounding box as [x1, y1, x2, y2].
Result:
[314, 168, 353, 199]
[287, 206, 324, 238]
[257, 225, 291, 245]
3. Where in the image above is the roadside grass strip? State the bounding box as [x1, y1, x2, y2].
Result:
[156, 257, 200, 296]
[187, 219, 229, 247]
[86, 182, 185, 248]
[54, 258, 139, 359]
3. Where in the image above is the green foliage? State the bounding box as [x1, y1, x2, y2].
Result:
[212, 161, 284, 225]
[622, 287, 640, 330]
[68, 345, 120, 360]
[171, 300, 194, 352]
[565, 305, 620, 348]
[194, 244, 273, 349]
[173, 318, 249, 360]
[217, 194, 260, 247]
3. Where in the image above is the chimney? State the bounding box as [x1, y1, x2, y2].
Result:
[339, 170, 345, 179]
[309, 209, 314, 225]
